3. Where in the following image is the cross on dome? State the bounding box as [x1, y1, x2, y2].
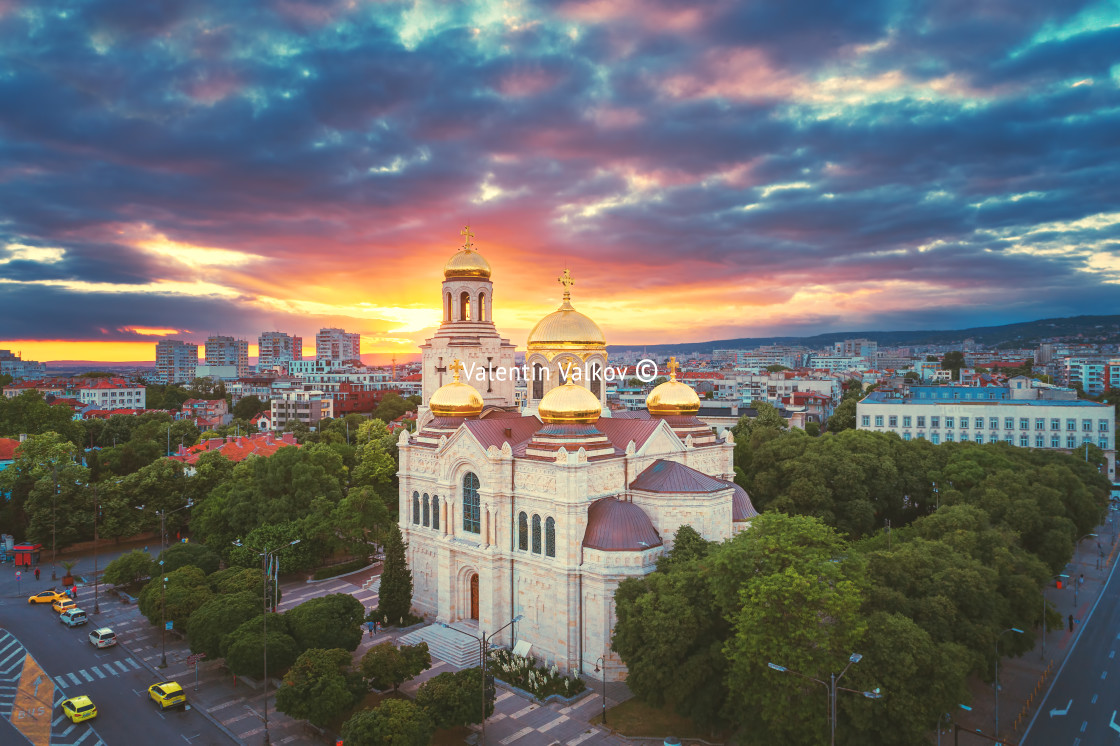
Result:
[460, 225, 475, 252]
[667, 356, 680, 381]
[449, 359, 465, 381]
[558, 268, 574, 301]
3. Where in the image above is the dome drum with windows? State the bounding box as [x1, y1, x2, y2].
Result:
[428, 359, 484, 418]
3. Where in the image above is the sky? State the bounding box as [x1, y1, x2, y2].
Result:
[1, 0, 1119, 363]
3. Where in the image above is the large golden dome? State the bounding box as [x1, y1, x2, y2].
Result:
[444, 226, 492, 279]
[429, 360, 484, 418]
[538, 382, 602, 425]
[646, 357, 701, 416]
[527, 269, 605, 350]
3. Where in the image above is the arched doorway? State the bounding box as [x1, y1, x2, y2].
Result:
[469, 574, 479, 620]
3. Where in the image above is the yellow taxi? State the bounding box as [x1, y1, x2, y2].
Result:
[52, 597, 78, 614]
[28, 589, 67, 605]
[148, 681, 186, 710]
[60, 695, 97, 723]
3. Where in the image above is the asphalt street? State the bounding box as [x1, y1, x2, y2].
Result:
[1022, 548, 1120, 746]
[1, 550, 235, 746]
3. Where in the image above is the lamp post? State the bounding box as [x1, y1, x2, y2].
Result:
[234, 538, 300, 745]
[440, 614, 523, 745]
[137, 499, 194, 667]
[994, 627, 1024, 736]
[1073, 534, 1097, 606]
[593, 655, 608, 725]
[942, 703, 971, 746]
[51, 464, 58, 581]
[767, 653, 882, 746]
[92, 484, 100, 615]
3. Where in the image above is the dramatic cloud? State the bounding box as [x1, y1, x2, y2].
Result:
[1, 0, 1118, 361]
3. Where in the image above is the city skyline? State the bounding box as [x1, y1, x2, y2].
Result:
[2, 0, 1120, 363]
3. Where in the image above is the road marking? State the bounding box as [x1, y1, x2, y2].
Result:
[11, 652, 53, 746]
[53, 676, 67, 689]
[125, 657, 140, 669]
[539, 715, 568, 732]
[1093, 694, 1099, 704]
[114, 662, 128, 673]
[1111, 651, 1116, 659]
[511, 704, 536, 718]
[500, 727, 534, 744]
[79, 669, 94, 682]
[91, 666, 106, 679]
[1082, 720, 1089, 732]
[67, 673, 80, 685]
[566, 731, 599, 746]
[1102, 671, 1108, 680]
[1051, 699, 1073, 717]
[1111, 711, 1120, 734]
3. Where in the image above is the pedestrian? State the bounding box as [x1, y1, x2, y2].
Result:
[34, 567, 40, 581]
[1069, 614, 1074, 632]
[71, 584, 77, 599]
[366, 621, 375, 638]
[1080, 573, 1085, 586]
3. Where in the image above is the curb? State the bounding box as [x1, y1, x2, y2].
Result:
[304, 560, 380, 584]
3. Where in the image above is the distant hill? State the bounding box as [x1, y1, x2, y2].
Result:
[606, 315, 1120, 355]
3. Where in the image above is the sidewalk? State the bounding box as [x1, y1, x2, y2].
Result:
[949, 516, 1119, 743]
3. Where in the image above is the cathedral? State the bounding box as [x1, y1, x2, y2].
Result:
[397, 232, 757, 680]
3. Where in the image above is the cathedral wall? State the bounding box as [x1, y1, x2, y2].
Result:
[631, 489, 734, 547]
[581, 548, 661, 682]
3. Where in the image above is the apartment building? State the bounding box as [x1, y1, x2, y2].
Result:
[77, 378, 147, 410]
[270, 390, 333, 431]
[155, 340, 199, 384]
[0, 351, 46, 381]
[204, 336, 250, 378]
[315, 328, 361, 363]
[257, 332, 303, 372]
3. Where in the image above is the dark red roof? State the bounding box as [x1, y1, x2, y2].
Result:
[594, 417, 663, 451]
[0, 437, 19, 461]
[724, 480, 759, 521]
[630, 459, 729, 493]
[461, 417, 543, 451]
[583, 497, 662, 552]
[609, 410, 650, 420]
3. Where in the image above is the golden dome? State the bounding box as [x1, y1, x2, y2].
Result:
[646, 357, 701, 416]
[444, 226, 492, 279]
[527, 269, 606, 350]
[429, 360, 484, 418]
[538, 382, 602, 425]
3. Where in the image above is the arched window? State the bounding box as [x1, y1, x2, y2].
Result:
[462, 472, 481, 534]
[518, 512, 528, 551]
[478, 291, 486, 321]
[545, 517, 556, 557]
[445, 293, 452, 322]
[532, 514, 542, 554]
[590, 363, 602, 398]
[432, 495, 440, 530]
[422, 493, 430, 527]
[460, 291, 471, 321]
[412, 492, 420, 524]
[533, 363, 544, 400]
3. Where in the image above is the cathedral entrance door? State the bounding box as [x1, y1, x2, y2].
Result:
[469, 574, 479, 620]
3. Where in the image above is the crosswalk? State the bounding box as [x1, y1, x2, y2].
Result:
[53, 657, 142, 689]
[0, 629, 29, 719]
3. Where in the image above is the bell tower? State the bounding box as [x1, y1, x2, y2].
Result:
[419, 227, 517, 411]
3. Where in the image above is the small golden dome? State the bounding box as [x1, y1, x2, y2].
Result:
[527, 269, 606, 350]
[538, 382, 602, 425]
[444, 226, 492, 279]
[646, 356, 701, 416]
[429, 360, 484, 418]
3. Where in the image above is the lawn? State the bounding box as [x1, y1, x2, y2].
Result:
[591, 698, 725, 743]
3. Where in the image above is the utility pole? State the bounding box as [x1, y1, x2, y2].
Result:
[52, 464, 58, 581]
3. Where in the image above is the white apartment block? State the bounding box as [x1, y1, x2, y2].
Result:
[857, 377, 1116, 482]
[77, 378, 147, 410]
[1061, 358, 1110, 396]
[257, 332, 303, 372]
[315, 328, 361, 362]
[155, 340, 198, 384]
[204, 336, 250, 378]
[0, 350, 46, 381]
[270, 390, 333, 431]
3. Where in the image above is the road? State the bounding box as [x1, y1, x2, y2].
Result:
[2, 562, 235, 746]
[1022, 549, 1120, 746]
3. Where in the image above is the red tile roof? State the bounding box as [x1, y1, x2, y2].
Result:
[583, 497, 662, 552]
[725, 480, 759, 521]
[593, 417, 663, 451]
[630, 459, 730, 493]
[461, 417, 543, 451]
[169, 432, 300, 465]
[0, 437, 19, 461]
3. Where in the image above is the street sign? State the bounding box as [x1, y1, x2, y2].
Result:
[165, 621, 173, 630]
[14, 571, 20, 579]
[186, 654, 206, 664]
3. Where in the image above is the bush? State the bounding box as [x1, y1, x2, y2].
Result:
[222, 614, 299, 679]
[102, 549, 153, 588]
[416, 667, 493, 729]
[284, 594, 365, 652]
[487, 649, 585, 699]
[275, 648, 364, 727]
[359, 642, 431, 691]
[157, 542, 220, 575]
[137, 565, 213, 631]
[340, 700, 433, 746]
[187, 591, 261, 660]
[311, 558, 369, 580]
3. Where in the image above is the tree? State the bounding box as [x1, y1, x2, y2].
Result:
[157, 542, 220, 575]
[655, 525, 711, 573]
[804, 421, 820, 436]
[0, 433, 90, 548]
[416, 667, 493, 729]
[222, 614, 300, 679]
[332, 487, 390, 556]
[340, 700, 434, 746]
[942, 351, 966, 380]
[826, 397, 857, 433]
[377, 523, 414, 625]
[102, 549, 154, 588]
[359, 642, 431, 691]
[284, 593, 366, 653]
[138, 565, 214, 630]
[275, 648, 364, 727]
[187, 591, 261, 660]
[232, 395, 266, 421]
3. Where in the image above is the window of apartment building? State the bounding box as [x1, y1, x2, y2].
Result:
[1101, 420, 1110, 432]
[945, 431, 954, 442]
[1051, 418, 1060, 430]
[931, 416, 940, 428]
[1035, 418, 1044, 430]
[1051, 435, 1060, 448]
[976, 433, 984, 444]
[903, 432, 911, 441]
[1084, 434, 1093, 445]
[1067, 419, 1076, 431]
[1035, 435, 1044, 448]
[903, 416, 912, 428]
[932, 433, 940, 444]
[989, 417, 999, 430]
[861, 415, 870, 427]
[889, 415, 898, 427]
[875, 415, 884, 427]
[1019, 434, 1028, 447]
[945, 416, 954, 428]
[1083, 419, 1093, 431]
[1005, 434, 1014, 445]
[960, 417, 969, 429]
[1067, 435, 1076, 449]
[1004, 417, 1014, 430]
[916, 416, 925, 428]
[1019, 418, 1029, 430]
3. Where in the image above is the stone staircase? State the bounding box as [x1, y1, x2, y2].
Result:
[398, 621, 481, 668]
[362, 576, 380, 593]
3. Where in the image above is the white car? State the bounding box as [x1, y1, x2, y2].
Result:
[88, 628, 116, 648]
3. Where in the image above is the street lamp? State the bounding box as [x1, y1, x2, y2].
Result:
[1073, 534, 1097, 606]
[439, 614, 523, 745]
[767, 653, 882, 746]
[939, 704, 971, 746]
[92, 484, 100, 615]
[994, 627, 1024, 736]
[233, 538, 300, 745]
[136, 499, 195, 667]
[593, 655, 608, 725]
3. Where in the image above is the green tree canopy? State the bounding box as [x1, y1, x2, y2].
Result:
[157, 542, 220, 575]
[232, 395, 266, 421]
[138, 565, 213, 631]
[359, 642, 431, 691]
[187, 591, 262, 660]
[275, 648, 364, 727]
[284, 593, 366, 653]
[340, 700, 434, 746]
[415, 667, 493, 729]
[101, 549, 154, 587]
[222, 614, 299, 679]
[377, 522, 413, 625]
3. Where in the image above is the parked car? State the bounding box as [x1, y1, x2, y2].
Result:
[52, 598, 77, 615]
[60, 695, 97, 723]
[148, 681, 186, 710]
[88, 628, 117, 648]
[28, 589, 66, 605]
[60, 608, 87, 627]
